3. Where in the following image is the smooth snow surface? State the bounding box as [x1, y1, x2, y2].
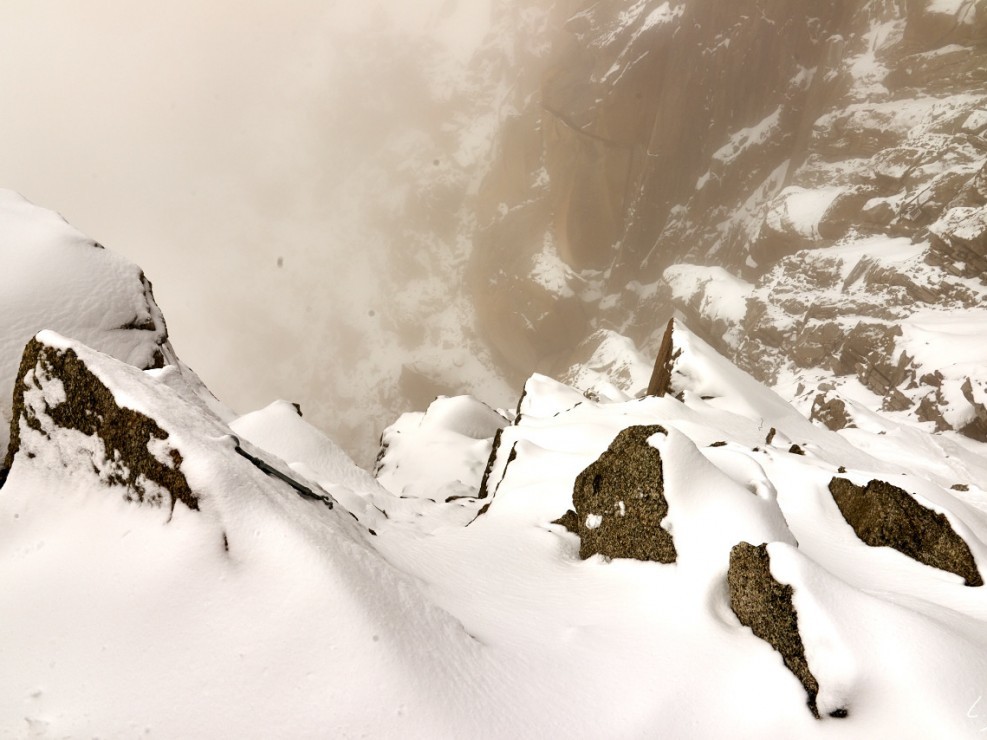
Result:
[3, 323, 987, 737]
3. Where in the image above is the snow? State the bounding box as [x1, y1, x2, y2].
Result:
[962, 109, 987, 132]
[530, 235, 576, 298]
[0, 190, 174, 450]
[3, 316, 987, 737]
[772, 186, 843, 239]
[712, 107, 782, 166]
[641, 2, 683, 31]
[662, 265, 753, 347]
[927, 0, 974, 18]
[561, 329, 654, 401]
[844, 18, 903, 100]
[901, 310, 987, 372]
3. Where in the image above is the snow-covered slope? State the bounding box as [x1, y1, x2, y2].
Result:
[0, 331, 487, 737]
[3, 217, 987, 739]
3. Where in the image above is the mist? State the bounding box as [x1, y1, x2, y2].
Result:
[0, 0, 502, 464]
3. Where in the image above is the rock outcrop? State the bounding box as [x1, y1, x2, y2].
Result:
[0, 190, 184, 453]
[829, 477, 983, 586]
[728, 542, 822, 719]
[1, 335, 197, 511]
[556, 424, 676, 562]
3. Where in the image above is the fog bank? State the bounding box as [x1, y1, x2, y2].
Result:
[0, 0, 501, 463]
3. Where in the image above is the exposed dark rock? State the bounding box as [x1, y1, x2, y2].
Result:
[792, 322, 843, 369]
[646, 318, 677, 397]
[810, 392, 853, 431]
[553, 508, 579, 535]
[958, 378, 987, 443]
[460, 2, 987, 452]
[230, 438, 334, 509]
[556, 424, 675, 563]
[929, 206, 987, 281]
[3, 337, 197, 513]
[915, 389, 951, 432]
[477, 427, 505, 500]
[829, 477, 982, 586]
[728, 542, 821, 719]
[818, 187, 882, 240]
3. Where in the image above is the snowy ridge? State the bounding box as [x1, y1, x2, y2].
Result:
[3, 212, 987, 733]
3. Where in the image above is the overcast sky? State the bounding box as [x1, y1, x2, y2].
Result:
[0, 0, 493, 449]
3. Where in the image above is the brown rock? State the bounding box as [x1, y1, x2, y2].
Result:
[2, 337, 197, 513]
[818, 187, 882, 240]
[728, 542, 822, 719]
[646, 318, 677, 397]
[792, 322, 843, 368]
[810, 392, 853, 431]
[556, 425, 675, 563]
[829, 477, 982, 586]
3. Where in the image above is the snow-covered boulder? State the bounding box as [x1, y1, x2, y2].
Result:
[0, 330, 492, 737]
[1, 333, 197, 511]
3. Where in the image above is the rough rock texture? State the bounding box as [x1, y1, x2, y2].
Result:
[1, 337, 197, 512]
[809, 391, 855, 431]
[829, 477, 983, 586]
[477, 427, 507, 499]
[726, 240, 987, 439]
[728, 542, 821, 719]
[646, 318, 677, 397]
[555, 424, 675, 562]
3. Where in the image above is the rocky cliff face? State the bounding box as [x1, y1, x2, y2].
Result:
[470, 0, 987, 440]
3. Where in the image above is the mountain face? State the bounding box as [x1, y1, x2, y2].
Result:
[469, 0, 987, 441]
[2, 2, 987, 734]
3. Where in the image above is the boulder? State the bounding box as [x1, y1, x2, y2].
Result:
[728, 542, 821, 718]
[556, 424, 676, 563]
[809, 392, 854, 431]
[646, 319, 677, 397]
[829, 477, 983, 586]
[2, 335, 196, 513]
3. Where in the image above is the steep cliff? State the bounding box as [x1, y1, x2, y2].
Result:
[470, 0, 987, 440]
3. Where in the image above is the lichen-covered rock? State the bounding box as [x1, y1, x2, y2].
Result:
[556, 424, 675, 563]
[2, 335, 196, 512]
[829, 477, 983, 586]
[728, 542, 821, 718]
